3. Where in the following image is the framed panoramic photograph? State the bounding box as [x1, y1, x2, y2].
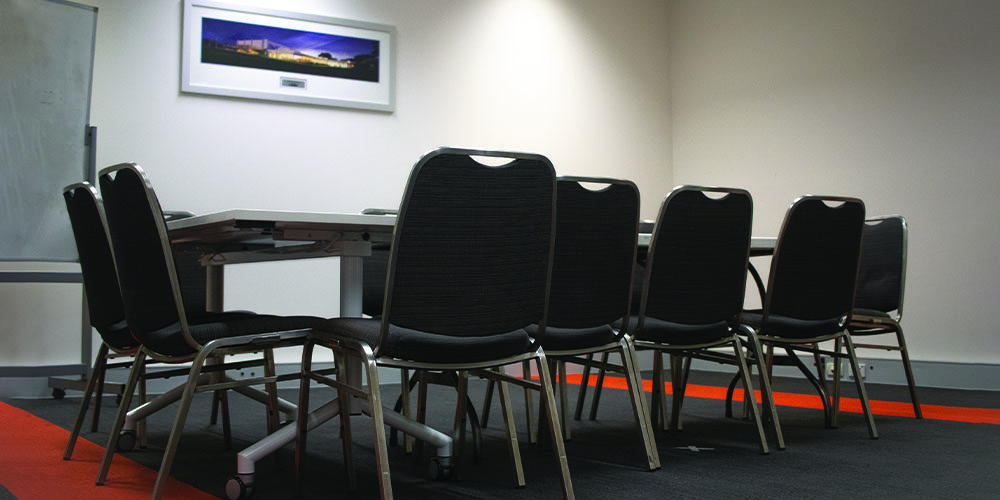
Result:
[182, 0, 395, 111]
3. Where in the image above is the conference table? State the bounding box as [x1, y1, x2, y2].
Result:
[167, 209, 776, 490]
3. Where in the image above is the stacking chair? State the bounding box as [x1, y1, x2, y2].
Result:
[295, 148, 573, 498]
[481, 177, 658, 470]
[740, 195, 878, 439]
[61, 183, 142, 459]
[93, 163, 326, 500]
[846, 215, 921, 418]
[630, 186, 782, 454]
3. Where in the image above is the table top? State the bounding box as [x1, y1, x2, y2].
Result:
[167, 208, 775, 254]
[168, 209, 397, 247]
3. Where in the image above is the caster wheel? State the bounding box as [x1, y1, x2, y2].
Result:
[52, 388, 66, 400]
[116, 430, 137, 451]
[428, 457, 453, 481]
[225, 475, 254, 500]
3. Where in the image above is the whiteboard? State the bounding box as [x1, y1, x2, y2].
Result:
[0, 0, 97, 261]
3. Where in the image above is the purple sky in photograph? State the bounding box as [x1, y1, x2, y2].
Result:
[202, 17, 377, 59]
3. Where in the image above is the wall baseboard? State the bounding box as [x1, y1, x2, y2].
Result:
[2, 358, 997, 400]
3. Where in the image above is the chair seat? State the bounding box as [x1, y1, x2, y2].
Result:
[852, 308, 892, 320]
[145, 313, 325, 357]
[849, 309, 899, 335]
[741, 310, 844, 339]
[316, 317, 534, 364]
[530, 324, 617, 352]
[96, 319, 139, 352]
[624, 315, 731, 345]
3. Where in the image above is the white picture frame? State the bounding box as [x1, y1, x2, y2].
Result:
[182, 0, 395, 112]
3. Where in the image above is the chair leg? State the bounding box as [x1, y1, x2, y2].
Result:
[150, 351, 213, 500]
[574, 353, 593, 421]
[521, 360, 537, 444]
[138, 362, 148, 449]
[97, 349, 146, 485]
[843, 334, 878, 439]
[745, 331, 784, 450]
[219, 386, 233, 449]
[831, 337, 843, 428]
[294, 339, 314, 495]
[535, 351, 575, 499]
[358, 344, 393, 498]
[480, 378, 495, 428]
[732, 336, 769, 455]
[64, 343, 109, 460]
[451, 371, 470, 478]
[414, 371, 429, 461]
[557, 360, 571, 441]
[400, 368, 414, 452]
[91, 351, 108, 433]
[496, 376, 525, 487]
[588, 352, 609, 420]
[334, 350, 359, 491]
[650, 351, 666, 432]
[668, 355, 683, 433]
[894, 326, 923, 418]
[620, 341, 660, 470]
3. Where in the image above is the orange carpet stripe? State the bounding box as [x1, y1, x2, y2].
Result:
[0, 401, 217, 500]
[559, 373, 1000, 425]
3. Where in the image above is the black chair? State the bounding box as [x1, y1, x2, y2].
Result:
[630, 186, 783, 454]
[482, 177, 658, 471]
[295, 148, 573, 498]
[93, 163, 326, 500]
[740, 195, 878, 439]
[61, 184, 236, 460]
[61, 182, 142, 459]
[846, 215, 921, 418]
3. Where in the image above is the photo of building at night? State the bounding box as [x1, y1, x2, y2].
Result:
[200, 17, 380, 82]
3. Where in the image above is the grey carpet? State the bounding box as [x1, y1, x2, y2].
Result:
[5, 370, 1000, 499]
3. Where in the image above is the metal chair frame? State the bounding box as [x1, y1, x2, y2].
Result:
[844, 215, 921, 419]
[294, 148, 573, 499]
[741, 195, 878, 439]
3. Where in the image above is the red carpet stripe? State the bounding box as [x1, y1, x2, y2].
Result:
[0, 401, 217, 500]
[561, 373, 1000, 425]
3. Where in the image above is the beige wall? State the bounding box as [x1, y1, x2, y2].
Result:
[1, 0, 672, 372]
[668, 0, 1000, 364]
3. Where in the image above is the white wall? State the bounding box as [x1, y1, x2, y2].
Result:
[0, 0, 672, 373]
[668, 0, 1000, 364]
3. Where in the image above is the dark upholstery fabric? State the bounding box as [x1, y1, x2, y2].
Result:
[624, 314, 731, 345]
[639, 188, 752, 344]
[99, 167, 184, 342]
[545, 180, 638, 329]
[130, 311, 303, 357]
[63, 185, 137, 351]
[362, 245, 390, 317]
[385, 153, 555, 338]
[318, 317, 534, 364]
[741, 310, 844, 339]
[764, 197, 865, 324]
[853, 217, 904, 314]
[528, 324, 617, 351]
[853, 308, 891, 319]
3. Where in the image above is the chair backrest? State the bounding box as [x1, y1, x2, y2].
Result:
[62, 183, 137, 352]
[761, 195, 866, 338]
[546, 177, 639, 331]
[853, 215, 907, 318]
[98, 163, 196, 356]
[362, 244, 391, 317]
[380, 148, 556, 350]
[640, 186, 753, 331]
